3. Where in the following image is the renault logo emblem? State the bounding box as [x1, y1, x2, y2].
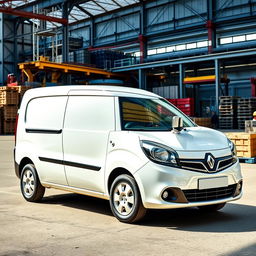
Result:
[207, 154, 215, 169]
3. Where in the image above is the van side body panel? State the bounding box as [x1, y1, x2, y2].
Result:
[105, 131, 149, 194]
[18, 95, 68, 185]
[63, 95, 115, 192]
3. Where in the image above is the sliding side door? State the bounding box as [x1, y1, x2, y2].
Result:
[63, 95, 115, 193]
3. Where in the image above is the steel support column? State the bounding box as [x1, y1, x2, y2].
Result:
[139, 1, 147, 63]
[138, 69, 146, 90]
[62, 2, 69, 84]
[139, 35, 147, 64]
[215, 59, 220, 113]
[13, 20, 19, 76]
[90, 18, 95, 47]
[250, 78, 256, 97]
[207, 0, 216, 53]
[179, 64, 184, 98]
[0, 13, 3, 85]
[206, 20, 215, 53]
[62, 2, 69, 63]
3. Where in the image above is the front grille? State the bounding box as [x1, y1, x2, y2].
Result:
[179, 161, 206, 172]
[218, 157, 234, 171]
[179, 155, 236, 173]
[183, 184, 237, 202]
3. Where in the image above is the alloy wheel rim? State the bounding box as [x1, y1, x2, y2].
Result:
[22, 169, 35, 197]
[113, 182, 135, 216]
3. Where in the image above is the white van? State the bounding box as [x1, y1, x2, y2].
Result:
[14, 86, 243, 223]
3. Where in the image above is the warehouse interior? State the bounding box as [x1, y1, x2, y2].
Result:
[2, 1, 256, 252]
[1, 0, 256, 143]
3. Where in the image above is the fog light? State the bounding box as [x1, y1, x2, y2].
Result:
[162, 191, 169, 199]
[162, 189, 178, 202]
[161, 188, 188, 203]
[234, 181, 243, 197]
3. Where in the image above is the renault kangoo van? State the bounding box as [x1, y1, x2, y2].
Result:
[14, 86, 243, 223]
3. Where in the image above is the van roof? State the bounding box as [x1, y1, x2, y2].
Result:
[23, 85, 161, 99]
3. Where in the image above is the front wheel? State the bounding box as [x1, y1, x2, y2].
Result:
[198, 203, 226, 212]
[109, 174, 147, 223]
[20, 164, 45, 202]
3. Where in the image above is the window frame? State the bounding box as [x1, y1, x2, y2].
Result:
[118, 96, 196, 132]
[25, 95, 67, 130]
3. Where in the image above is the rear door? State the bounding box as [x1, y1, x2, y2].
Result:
[25, 96, 68, 185]
[63, 95, 115, 192]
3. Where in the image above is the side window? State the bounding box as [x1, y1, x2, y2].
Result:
[64, 96, 115, 131]
[26, 96, 67, 129]
[122, 101, 163, 123]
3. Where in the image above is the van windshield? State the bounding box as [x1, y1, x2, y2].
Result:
[119, 97, 196, 131]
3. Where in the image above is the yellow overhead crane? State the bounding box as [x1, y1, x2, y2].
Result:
[184, 75, 216, 84]
[19, 56, 124, 85]
[184, 75, 229, 84]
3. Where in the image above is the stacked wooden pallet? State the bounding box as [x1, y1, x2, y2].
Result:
[16, 86, 32, 101]
[0, 86, 32, 134]
[237, 98, 256, 129]
[0, 87, 19, 134]
[191, 117, 212, 128]
[226, 132, 256, 158]
[219, 96, 240, 129]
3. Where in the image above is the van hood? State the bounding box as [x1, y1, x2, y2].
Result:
[136, 127, 229, 152]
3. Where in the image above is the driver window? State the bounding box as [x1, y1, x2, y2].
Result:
[122, 102, 160, 123]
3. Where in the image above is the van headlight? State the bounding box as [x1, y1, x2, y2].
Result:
[140, 140, 179, 167]
[227, 138, 237, 156]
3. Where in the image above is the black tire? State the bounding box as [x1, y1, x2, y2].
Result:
[20, 164, 45, 202]
[109, 174, 147, 223]
[198, 203, 226, 212]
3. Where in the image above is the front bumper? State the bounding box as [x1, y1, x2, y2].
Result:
[134, 159, 242, 209]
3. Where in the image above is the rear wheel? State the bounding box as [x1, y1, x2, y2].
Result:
[110, 174, 146, 223]
[20, 164, 45, 202]
[198, 203, 226, 212]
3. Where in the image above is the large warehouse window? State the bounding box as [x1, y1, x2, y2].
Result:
[146, 40, 209, 56]
[220, 33, 256, 45]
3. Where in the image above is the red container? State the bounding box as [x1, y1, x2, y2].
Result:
[176, 98, 194, 105]
[176, 98, 195, 116]
[177, 105, 195, 111]
[166, 98, 195, 116]
[166, 99, 177, 106]
[177, 98, 194, 106]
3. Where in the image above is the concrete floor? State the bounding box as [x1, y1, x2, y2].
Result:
[0, 136, 256, 256]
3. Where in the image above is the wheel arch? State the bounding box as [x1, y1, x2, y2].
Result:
[18, 157, 34, 178]
[107, 167, 134, 194]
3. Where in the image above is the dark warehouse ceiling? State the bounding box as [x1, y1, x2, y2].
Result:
[9, 0, 140, 24]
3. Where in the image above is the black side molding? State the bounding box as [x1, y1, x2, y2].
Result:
[39, 157, 63, 165]
[26, 129, 62, 134]
[39, 157, 101, 171]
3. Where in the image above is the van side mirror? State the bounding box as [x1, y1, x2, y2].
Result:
[172, 116, 183, 132]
